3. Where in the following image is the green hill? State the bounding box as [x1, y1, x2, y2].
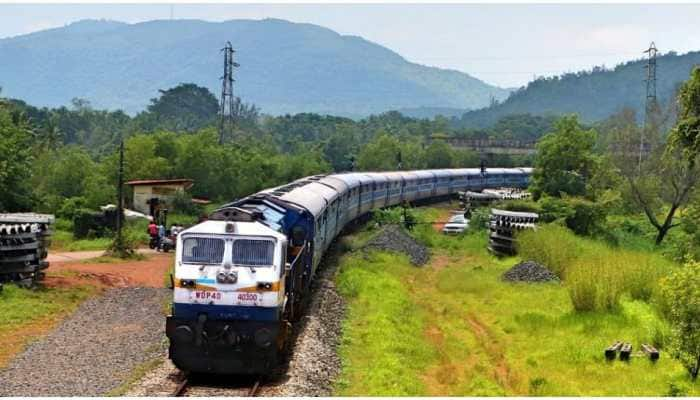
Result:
[0, 18, 509, 116]
[456, 50, 700, 128]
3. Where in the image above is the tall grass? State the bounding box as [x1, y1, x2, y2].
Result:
[517, 224, 583, 278]
[518, 225, 675, 312]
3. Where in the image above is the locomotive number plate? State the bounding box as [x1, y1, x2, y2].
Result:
[191, 291, 222, 302]
[236, 293, 258, 304]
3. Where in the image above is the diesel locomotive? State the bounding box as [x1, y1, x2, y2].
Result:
[166, 167, 531, 375]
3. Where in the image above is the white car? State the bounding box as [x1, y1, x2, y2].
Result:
[442, 214, 469, 235]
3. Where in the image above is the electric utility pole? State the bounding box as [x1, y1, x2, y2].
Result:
[219, 42, 239, 145]
[640, 41, 658, 172]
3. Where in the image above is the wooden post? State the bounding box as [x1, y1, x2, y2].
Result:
[116, 138, 124, 246]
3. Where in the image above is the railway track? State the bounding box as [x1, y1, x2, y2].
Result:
[172, 374, 263, 397]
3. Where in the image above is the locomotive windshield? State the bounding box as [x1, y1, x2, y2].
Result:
[232, 239, 275, 267]
[182, 237, 225, 264]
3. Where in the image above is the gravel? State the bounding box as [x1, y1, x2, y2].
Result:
[0, 287, 169, 396]
[502, 260, 559, 283]
[365, 224, 430, 266]
[265, 247, 345, 397]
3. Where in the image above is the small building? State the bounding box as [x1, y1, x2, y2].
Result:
[126, 179, 194, 216]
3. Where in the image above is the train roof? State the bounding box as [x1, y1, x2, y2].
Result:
[278, 187, 327, 217]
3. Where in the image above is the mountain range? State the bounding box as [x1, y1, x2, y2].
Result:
[0, 18, 510, 116]
[456, 50, 700, 128]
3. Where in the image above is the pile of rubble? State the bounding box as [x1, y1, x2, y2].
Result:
[366, 225, 430, 266]
[502, 260, 559, 283]
[365, 225, 429, 266]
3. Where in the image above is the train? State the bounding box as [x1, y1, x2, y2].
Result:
[165, 167, 532, 375]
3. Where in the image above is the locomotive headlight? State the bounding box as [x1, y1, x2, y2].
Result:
[216, 270, 238, 284]
[254, 328, 273, 348]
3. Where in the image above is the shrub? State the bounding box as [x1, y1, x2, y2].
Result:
[72, 208, 109, 239]
[373, 207, 411, 226]
[517, 224, 582, 278]
[537, 196, 606, 236]
[469, 207, 491, 231]
[57, 196, 87, 220]
[537, 196, 574, 223]
[172, 191, 202, 215]
[659, 261, 700, 379]
[564, 197, 606, 236]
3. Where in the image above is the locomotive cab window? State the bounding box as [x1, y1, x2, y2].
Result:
[182, 237, 225, 264]
[232, 239, 275, 267]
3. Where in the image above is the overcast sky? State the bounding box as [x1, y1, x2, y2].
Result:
[2, 3, 699, 88]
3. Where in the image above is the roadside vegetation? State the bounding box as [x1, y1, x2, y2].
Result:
[0, 283, 98, 368]
[334, 206, 698, 396]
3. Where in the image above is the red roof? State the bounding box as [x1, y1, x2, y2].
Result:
[126, 178, 194, 187]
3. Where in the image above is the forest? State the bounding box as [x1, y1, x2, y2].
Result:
[0, 83, 537, 217]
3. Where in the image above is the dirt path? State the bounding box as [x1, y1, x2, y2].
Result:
[46, 253, 173, 288]
[47, 248, 157, 263]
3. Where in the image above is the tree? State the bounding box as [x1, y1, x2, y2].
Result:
[530, 115, 598, 200]
[424, 140, 454, 169]
[0, 105, 34, 211]
[136, 83, 219, 132]
[357, 133, 402, 171]
[672, 67, 700, 161]
[659, 261, 700, 380]
[607, 69, 700, 245]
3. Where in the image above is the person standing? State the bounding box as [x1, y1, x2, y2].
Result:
[157, 223, 166, 250]
[147, 220, 158, 249]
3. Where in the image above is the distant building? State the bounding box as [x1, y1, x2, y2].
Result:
[125, 179, 194, 216]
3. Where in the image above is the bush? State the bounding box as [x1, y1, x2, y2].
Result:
[537, 196, 606, 236]
[517, 225, 582, 278]
[373, 207, 413, 226]
[57, 196, 87, 220]
[172, 191, 202, 215]
[72, 208, 110, 239]
[659, 261, 700, 379]
[564, 197, 606, 236]
[469, 207, 491, 231]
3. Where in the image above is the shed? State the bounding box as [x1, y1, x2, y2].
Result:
[126, 178, 194, 215]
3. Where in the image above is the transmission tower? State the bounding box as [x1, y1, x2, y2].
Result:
[219, 42, 239, 145]
[639, 41, 657, 172]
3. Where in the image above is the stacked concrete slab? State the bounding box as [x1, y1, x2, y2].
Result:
[488, 209, 537, 256]
[0, 213, 54, 286]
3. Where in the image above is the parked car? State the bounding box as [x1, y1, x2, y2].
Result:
[442, 214, 468, 235]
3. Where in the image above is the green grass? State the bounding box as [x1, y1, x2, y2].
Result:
[333, 213, 699, 396]
[336, 251, 435, 396]
[51, 229, 113, 251]
[0, 283, 97, 367]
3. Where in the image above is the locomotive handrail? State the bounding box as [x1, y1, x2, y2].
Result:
[288, 241, 308, 270]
